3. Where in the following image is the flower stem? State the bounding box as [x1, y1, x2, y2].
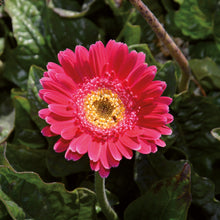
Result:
[95, 172, 120, 220]
[129, 0, 191, 92]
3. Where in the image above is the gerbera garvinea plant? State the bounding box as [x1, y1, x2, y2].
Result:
[38, 40, 173, 178]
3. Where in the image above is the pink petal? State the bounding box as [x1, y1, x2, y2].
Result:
[150, 144, 158, 153]
[90, 160, 100, 171]
[116, 141, 133, 159]
[134, 51, 146, 67]
[75, 134, 91, 154]
[58, 49, 83, 83]
[54, 138, 70, 152]
[99, 165, 110, 178]
[154, 139, 166, 147]
[138, 115, 167, 127]
[142, 81, 167, 98]
[54, 73, 77, 92]
[108, 42, 129, 76]
[117, 50, 137, 80]
[41, 125, 56, 137]
[100, 142, 110, 169]
[65, 148, 83, 161]
[49, 119, 75, 134]
[88, 141, 102, 162]
[48, 104, 74, 117]
[43, 71, 49, 77]
[108, 141, 122, 161]
[139, 103, 169, 116]
[89, 41, 106, 77]
[106, 145, 120, 167]
[40, 78, 72, 97]
[157, 125, 172, 135]
[138, 139, 152, 154]
[119, 135, 141, 150]
[61, 126, 78, 140]
[128, 65, 156, 88]
[47, 69, 58, 81]
[164, 113, 174, 124]
[139, 127, 161, 140]
[75, 45, 94, 79]
[156, 96, 173, 105]
[43, 91, 71, 105]
[39, 108, 50, 119]
[47, 62, 64, 73]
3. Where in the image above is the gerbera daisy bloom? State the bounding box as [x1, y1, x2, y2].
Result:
[38, 40, 173, 178]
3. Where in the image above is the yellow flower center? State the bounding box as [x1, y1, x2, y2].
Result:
[84, 89, 125, 129]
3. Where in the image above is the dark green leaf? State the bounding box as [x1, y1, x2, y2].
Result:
[125, 163, 191, 220]
[11, 89, 47, 149]
[0, 189, 26, 220]
[46, 147, 90, 177]
[213, 1, 220, 48]
[0, 201, 11, 220]
[4, 0, 100, 89]
[6, 143, 51, 181]
[174, 0, 215, 39]
[134, 153, 187, 194]
[171, 93, 220, 193]
[0, 143, 10, 167]
[0, 166, 96, 220]
[156, 61, 178, 97]
[189, 41, 220, 65]
[190, 171, 220, 219]
[47, 0, 96, 18]
[189, 58, 220, 90]
[0, 91, 15, 144]
[4, 0, 54, 88]
[27, 65, 47, 130]
[120, 22, 141, 45]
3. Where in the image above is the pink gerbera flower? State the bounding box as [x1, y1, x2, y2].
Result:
[38, 40, 173, 178]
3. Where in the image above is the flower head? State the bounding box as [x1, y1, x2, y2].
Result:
[39, 40, 173, 178]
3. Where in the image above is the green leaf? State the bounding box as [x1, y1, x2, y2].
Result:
[11, 89, 47, 149]
[0, 201, 11, 220]
[156, 61, 178, 97]
[0, 91, 15, 144]
[0, 166, 96, 219]
[125, 163, 191, 220]
[134, 153, 187, 194]
[0, 189, 26, 220]
[189, 58, 220, 90]
[171, 93, 220, 193]
[4, 0, 53, 89]
[189, 41, 220, 65]
[27, 65, 47, 130]
[190, 171, 220, 219]
[0, 143, 10, 167]
[6, 143, 52, 181]
[213, 1, 220, 48]
[174, 0, 215, 39]
[4, 0, 100, 89]
[47, 0, 96, 18]
[120, 22, 141, 45]
[211, 128, 220, 141]
[46, 147, 90, 177]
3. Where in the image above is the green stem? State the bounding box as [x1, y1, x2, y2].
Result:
[95, 172, 120, 220]
[129, 0, 191, 92]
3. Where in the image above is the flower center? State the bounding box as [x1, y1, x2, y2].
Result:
[84, 89, 125, 129]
